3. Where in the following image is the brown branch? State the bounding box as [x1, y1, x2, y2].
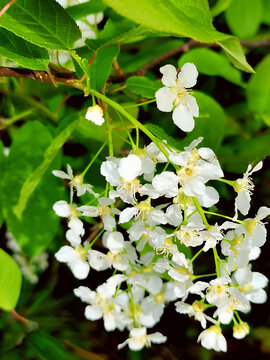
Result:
[0, 39, 269, 88]
[0, 0, 17, 18]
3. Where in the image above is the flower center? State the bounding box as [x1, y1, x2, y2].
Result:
[171, 80, 188, 106]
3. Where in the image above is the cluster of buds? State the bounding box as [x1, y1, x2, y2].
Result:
[53, 63, 269, 352]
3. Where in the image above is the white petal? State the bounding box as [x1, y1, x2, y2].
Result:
[166, 204, 183, 226]
[155, 87, 175, 112]
[257, 206, 270, 220]
[88, 250, 109, 271]
[70, 259, 90, 279]
[85, 305, 102, 320]
[178, 62, 198, 88]
[68, 217, 84, 236]
[103, 214, 116, 232]
[74, 286, 92, 303]
[252, 272, 268, 289]
[53, 200, 70, 217]
[172, 104, 195, 132]
[55, 246, 75, 262]
[236, 191, 251, 216]
[152, 171, 179, 197]
[100, 161, 120, 186]
[118, 155, 142, 181]
[160, 64, 177, 87]
[119, 207, 138, 223]
[107, 232, 125, 254]
[148, 332, 167, 344]
[186, 94, 199, 117]
[52, 170, 71, 180]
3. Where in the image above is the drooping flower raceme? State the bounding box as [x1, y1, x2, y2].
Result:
[53, 63, 269, 354]
[155, 63, 199, 132]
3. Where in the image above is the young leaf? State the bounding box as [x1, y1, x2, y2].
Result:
[0, 0, 81, 50]
[3, 121, 64, 258]
[178, 48, 243, 85]
[247, 54, 270, 114]
[225, 0, 262, 39]
[218, 37, 254, 73]
[0, 28, 49, 70]
[126, 76, 162, 98]
[13, 114, 80, 219]
[0, 249, 22, 311]
[90, 45, 119, 90]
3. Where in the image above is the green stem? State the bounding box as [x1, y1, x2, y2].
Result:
[216, 178, 235, 187]
[213, 247, 220, 277]
[81, 140, 107, 178]
[105, 113, 114, 157]
[86, 229, 105, 250]
[89, 89, 169, 160]
[192, 197, 209, 227]
[204, 211, 243, 224]
[193, 273, 217, 279]
[188, 247, 204, 266]
[124, 99, 156, 108]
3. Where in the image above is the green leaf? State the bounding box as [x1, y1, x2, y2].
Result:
[144, 123, 181, 149]
[220, 133, 270, 173]
[103, 0, 253, 72]
[0, 28, 49, 70]
[90, 45, 119, 90]
[0, 141, 6, 227]
[103, 0, 225, 42]
[247, 54, 270, 114]
[211, 0, 233, 17]
[3, 121, 64, 257]
[261, 0, 270, 24]
[126, 76, 162, 98]
[85, 19, 143, 52]
[13, 114, 80, 220]
[225, 0, 262, 39]
[218, 37, 254, 73]
[0, 249, 22, 311]
[67, 1, 107, 20]
[179, 91, 227, 152]
[178, 48, 243, 85]
[0, 0, 81, 50]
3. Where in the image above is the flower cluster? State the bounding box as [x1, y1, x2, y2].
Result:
[53, 63, 269, 353]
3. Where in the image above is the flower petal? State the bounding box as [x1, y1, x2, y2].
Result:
[160, 64, 177, 87]
[172, 104, 195, 132]
[178, 62, 198, 88]
[155, 87, 175, 112]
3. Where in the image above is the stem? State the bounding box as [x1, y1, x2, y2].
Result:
[89, 89, 170, 160]
[213, 247, 220, 277]
[0, 0, 18, 18]
[216, 178, 235, 187]
[105, 113, 114, 157]
[204, 211, 243, 223]
[86, 229, 105, 250]
[188, 247, 204, 266]
[192, 197, 209, 227]
[81, 140, 107, 178]
[193, 273, 217, 279]
[124, 99, 156, 108]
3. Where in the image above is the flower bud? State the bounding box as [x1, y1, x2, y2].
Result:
[233, 322, 249, 339]
[85, 105, 105, 126]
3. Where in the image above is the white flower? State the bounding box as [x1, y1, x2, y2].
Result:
[233, 322, 249, 339]
[175, 301, 216, 329]
[101, 154, 143, 204]
[77, 197, 120, 232]
[85, 105, 105, 126]
[155, 63, 199, 132]
[118, 327, 167, 351]
[53, 164, 98, 199]
[234, 161, 263, 218]
[198, 325, 227, 352]
[55, 245, 90, 279]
